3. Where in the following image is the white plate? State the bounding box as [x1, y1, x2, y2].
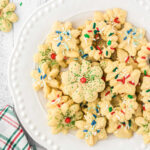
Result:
[8, 0, 150, 149]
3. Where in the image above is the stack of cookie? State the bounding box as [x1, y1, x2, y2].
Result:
[31, 8, 150, 146]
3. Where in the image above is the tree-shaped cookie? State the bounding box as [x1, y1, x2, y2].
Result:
[104, 61, 141, 95]
[61, 60, 105, 103]
[0, 0, 18, 32]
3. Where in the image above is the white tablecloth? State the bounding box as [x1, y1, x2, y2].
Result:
[0, 0, 50, 149]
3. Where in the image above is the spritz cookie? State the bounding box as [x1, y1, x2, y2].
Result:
[48, 100, 83, 134]
[76, 113, 107, 146]
[107, 119, 137, 138]
[135, 117, 150, 144]
[45, 21, 81, 67]
[104, 61, 141, 95]
[61, 60, 105, 103]
[137, 43, 150, 75]
[80, 20, 118, 60]
[118, 22, 147, 56]
[0, 0, 18, 32]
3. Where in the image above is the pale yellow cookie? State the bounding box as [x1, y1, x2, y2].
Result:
[48, 100, 83, 134]
[135, 117, 150, 144]
[76, 113, 107, 146]
[118, 22, 147, 56]
[0, 0, 18, 32]
[104, 61, 141, 95]
[137, 43, 150, 75]
[45, 21, 80, 67]
[61, 60, 105, 103]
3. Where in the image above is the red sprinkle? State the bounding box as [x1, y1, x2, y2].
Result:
[128, 81, 135, 85]
[51, 53, 56, 60]
[65, 117, 71, 123]
[114, 17, 120, 23]
[88, 30, 92, 32]
[121, 110, 125, 115]
[143, 106, 146, 111]
[105, 91, 110, 96]
[117, 125, 121, 129]
[51, 100, 55, 103]
[57, 104, 61, 108]
[125, 74, 130, 79]
[57, 94, 59, 98]
[96, 27, 99, 31]
[110, 47, 116, 50]
[102, 76, 106, 81]
[96, 46, 102, 51]
[146, 75, 150, 77]
[64, 56, 68, 60]
[147, 47, 150, 51]
[111, 112, 115, 115]
[80, 77, 86, 83]
[141, 56, 146, 59]
[125, 56, 129, 63]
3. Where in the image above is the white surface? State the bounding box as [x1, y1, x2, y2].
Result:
[7, 0, 150, 150]
[0, 0, 49, 149]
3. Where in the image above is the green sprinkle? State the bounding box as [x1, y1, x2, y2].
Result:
[84, 34, 90, 38]
[128, 120, 132, 127]
[109, 107, 112, 112]
[90, 46, 93, 50]
[108, 33, 114, 36]
[144, 70, 147, 76]
[107, 40, 111, 46]
[148, 100, 150, 102]
[20, 2, 23, 6]
[128, 95, 133, 99]
[93, 22, 96, 29]
[112, 95, 116, 98]
[94, 30, 97, 35]
[106, 51, 108, 56]
[115, 74, 119, 79]
[146, 89, 150, 93]
[113, 67, 118, 72]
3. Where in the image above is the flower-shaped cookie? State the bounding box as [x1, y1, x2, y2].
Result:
[104, 61, 141, 95]
[80, 20, 118, 60]
[45, 21, 80, 66]
[118, 22, 147, 56]
[104, 8, 127, 29]
[137, 43, 150, 75]
[34, 44, 59, 71]
[135, 117, 150, 144]
[61, 60, 105, 103]
[48, 100, 83, 134]
[0, 0, 18, 32]
[107, 119, 137, 138]
[31, 63, 59, 98]
[75, 113, 107, 146]
[99, 94, 138, 122]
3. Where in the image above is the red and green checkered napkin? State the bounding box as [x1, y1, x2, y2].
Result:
[0, 105, 31, 150]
